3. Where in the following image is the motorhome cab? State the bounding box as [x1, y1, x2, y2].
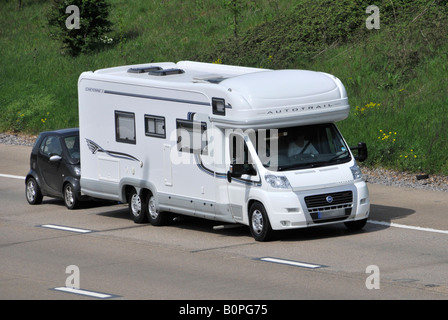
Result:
[78, 61, 370, 241]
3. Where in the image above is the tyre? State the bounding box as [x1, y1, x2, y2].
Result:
[63, 183, 79, 210]
[344, 218, 367, 231]
[25, 177, 43, 205]
[249, 202, 273, 242]
[146, 193, 171, 226]
[128, 189, 148, 223]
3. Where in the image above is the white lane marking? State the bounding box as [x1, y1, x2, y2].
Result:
[40, 224, 93, 234]
[368, 220, 448, 235]
[0, 173, 25, 180]
[259, 257, 325, 269]
[53, 287, 115, 299]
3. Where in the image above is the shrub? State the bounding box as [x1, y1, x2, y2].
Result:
[47, 0, 113, 56]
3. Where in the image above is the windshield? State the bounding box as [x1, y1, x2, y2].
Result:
[254, 123, 351, 171]
[63, 135, 80, 163]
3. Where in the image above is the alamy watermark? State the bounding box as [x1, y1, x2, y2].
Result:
[65, 264, 80, 289]
[366, 5, 380, 30]
[65, 5, 80, 30]
[366, 265, 380, 289]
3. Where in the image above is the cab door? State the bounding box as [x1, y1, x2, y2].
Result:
[226, 132, 260, 222]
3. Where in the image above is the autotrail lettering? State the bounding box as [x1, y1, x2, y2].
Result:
[78, 61, 370, 241]
[266, 103, 333, 114]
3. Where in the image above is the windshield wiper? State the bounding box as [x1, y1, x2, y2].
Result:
[278, 162, 317, 171]
[328, 151, 350, 162]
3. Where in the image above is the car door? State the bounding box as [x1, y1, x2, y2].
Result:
[37, 135, 64, 195]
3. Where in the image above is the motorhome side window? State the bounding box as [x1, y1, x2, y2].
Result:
[145, 115, 166, 138]
[176, 119, 207, 154]
[115, 111, 136, 144]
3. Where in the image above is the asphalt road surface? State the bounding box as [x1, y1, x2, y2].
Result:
[1, 143, 447, 305]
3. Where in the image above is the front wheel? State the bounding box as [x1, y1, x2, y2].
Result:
[63, 183, 79, 210]
[249, 202, 273, 242]
[128, 189, 148, 223]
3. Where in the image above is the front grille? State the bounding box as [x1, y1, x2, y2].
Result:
[305, 191, 353, 210]
[304, 191, 353, 222]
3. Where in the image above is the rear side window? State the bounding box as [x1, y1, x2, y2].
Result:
[145, 115, 166, 138]
[115, 111, 136, 144]
[176, 119, 207, 154]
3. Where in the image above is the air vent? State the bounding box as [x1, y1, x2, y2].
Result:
[127, 66, 162, 74]
[148, 68, 185, 76]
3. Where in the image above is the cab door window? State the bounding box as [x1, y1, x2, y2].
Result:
[229, 134, 257, 178]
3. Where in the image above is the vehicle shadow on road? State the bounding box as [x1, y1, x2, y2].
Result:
[278, 203, 416, 242]
[369, 203, 415, 223]
[47, 201, 416, 242]
[40, 198, 122, 210]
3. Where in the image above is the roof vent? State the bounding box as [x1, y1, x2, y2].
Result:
[127, 66, 162, 74]
[148, 68, 185, 76]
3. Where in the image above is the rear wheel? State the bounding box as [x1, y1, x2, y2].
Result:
[129, 189, 148, 223]
[25, 177, 43, 205]
[146, 193, 171, 226]
[249, 202, 273, 242]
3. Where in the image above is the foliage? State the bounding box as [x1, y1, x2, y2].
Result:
[1, 0, 447, 174]
[47, 0, 113, 56]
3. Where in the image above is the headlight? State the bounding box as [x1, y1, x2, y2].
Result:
[74, 166, 81, 176]
[265, 174, 291, 189]
[350, 163, 363, 180]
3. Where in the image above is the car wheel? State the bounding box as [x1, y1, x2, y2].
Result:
[249, 202, 273, 242]
[26, 177, 43, 205]
[63, 183, 79, 210]
[129, 189, 148, 223]
[146, 193, 171, 226]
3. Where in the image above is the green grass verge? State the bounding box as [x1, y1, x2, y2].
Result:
[1, 0, 447, 174]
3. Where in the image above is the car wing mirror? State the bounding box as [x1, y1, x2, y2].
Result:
[50, 155, 62, 162]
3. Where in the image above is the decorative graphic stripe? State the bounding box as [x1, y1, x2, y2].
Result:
[86, 139, 142, 164]
[104, 90, 210, 106]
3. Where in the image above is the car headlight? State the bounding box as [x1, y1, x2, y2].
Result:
[265, 174, 291, 189]
[74, 166, 81, 176]
[350, 163, 363, 181]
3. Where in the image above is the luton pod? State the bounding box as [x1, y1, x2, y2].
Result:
[78, 61, 370, 241]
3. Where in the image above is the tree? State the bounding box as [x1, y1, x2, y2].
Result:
[47, 0, 113, 56]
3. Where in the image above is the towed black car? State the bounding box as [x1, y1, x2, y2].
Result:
[25, 128, 82, 209]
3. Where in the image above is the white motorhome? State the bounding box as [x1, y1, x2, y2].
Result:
[78, 61, 370, 241]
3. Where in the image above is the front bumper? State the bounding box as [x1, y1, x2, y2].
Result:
[265, 181, 370, 230]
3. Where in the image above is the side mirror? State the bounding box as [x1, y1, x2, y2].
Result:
[350, 142, 368, 162]
[50, 155, 62, 162]
[227, 163, 256, 183]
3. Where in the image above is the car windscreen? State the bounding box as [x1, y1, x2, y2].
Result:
[255, 123, 351, 171]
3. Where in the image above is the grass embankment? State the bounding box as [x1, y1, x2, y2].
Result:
[1, 0, 447, 174]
